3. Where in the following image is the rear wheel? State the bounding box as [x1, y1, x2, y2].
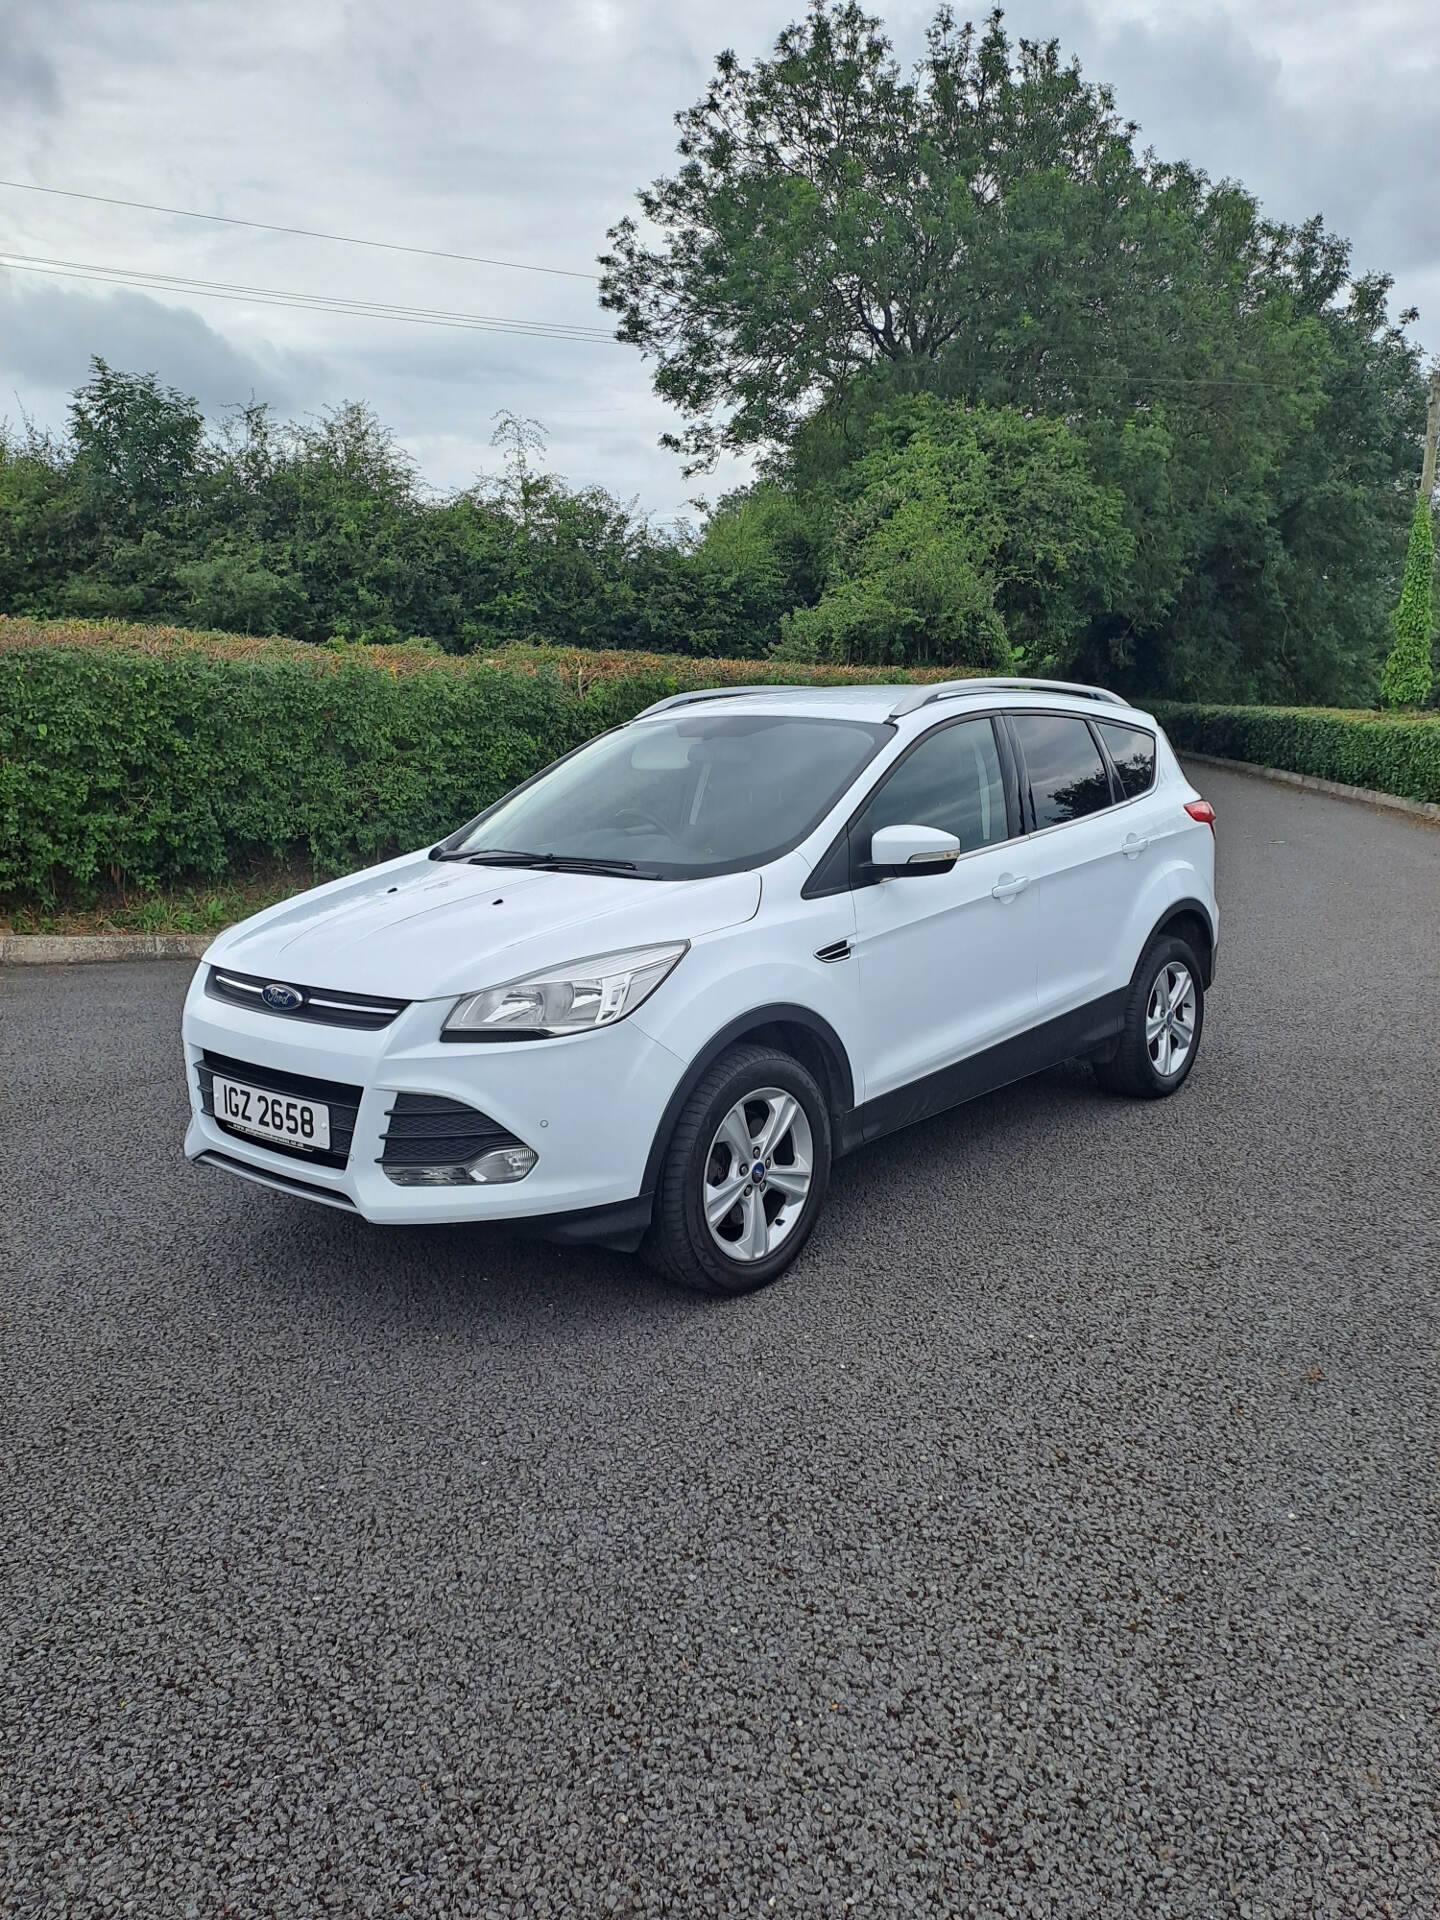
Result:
[1093, 935, 1205, 1099]
[642, 1043, 832, 1296]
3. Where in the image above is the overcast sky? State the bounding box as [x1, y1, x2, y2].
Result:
[1, 0, 1435, 524]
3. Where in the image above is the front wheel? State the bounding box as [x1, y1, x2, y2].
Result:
[642, 1043, 832, 1296]
[1093, 935, 1205, 1099]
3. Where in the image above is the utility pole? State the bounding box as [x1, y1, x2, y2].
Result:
[1422, 364, 1440, 505]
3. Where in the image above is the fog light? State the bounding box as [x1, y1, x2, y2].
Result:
[468, 1145, 538, 1184]
[384, 1144, 538, 1188]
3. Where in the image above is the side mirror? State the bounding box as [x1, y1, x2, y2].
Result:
[869, 823, 961, 875]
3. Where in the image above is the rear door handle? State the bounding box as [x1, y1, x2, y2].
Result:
[1121, 833, 1150, 858]
[991, 873, 1030, 903]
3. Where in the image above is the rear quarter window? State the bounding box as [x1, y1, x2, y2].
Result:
[1097, 721, 1158, 799]
[1009, 713, 1113, 828]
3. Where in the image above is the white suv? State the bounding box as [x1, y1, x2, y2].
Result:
[182, 678, 1218, 1295]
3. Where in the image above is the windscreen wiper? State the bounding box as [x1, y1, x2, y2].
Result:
[464, 849, 652, 877]
[429, 847, 565, 866]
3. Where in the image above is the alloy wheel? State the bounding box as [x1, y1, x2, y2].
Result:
[702, 1087, 814, 1263]
[1146, 962, 1197, 1077]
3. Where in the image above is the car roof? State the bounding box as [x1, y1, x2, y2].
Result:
[630, 680, 1153, 728]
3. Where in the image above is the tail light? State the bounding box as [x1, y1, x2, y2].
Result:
[1184, 799, 1216, 831]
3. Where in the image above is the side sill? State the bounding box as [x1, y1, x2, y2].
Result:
[842, 989, 1128, 1151]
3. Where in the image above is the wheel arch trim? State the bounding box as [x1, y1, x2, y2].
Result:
[1142, 895, 1217, 985]
[640, 1003, 857, 1197]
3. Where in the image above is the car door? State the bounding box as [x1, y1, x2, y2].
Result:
[848, 714, 1039, 1102]
[1003, 710, 1137, 1022]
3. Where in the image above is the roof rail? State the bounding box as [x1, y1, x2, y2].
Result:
[633, 684, 811, 720]
[888, 677, 1130, 719]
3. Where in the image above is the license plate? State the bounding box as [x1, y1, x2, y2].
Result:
[213, 1076, 330, 1152]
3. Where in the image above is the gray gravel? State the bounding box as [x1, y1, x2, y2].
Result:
[3, 765, 1437, 1918]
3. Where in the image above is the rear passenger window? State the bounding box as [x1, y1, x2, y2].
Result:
[1010, 714, 1113, 828]
[857, 717, 1010, 858]
[1097, 721, 1157, 799]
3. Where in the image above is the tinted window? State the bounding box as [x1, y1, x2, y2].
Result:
[857, 717, 1010, 856]
[1010, 714, 1113, 828]
[453, 713, 889, 879]
[1097, 721, 1157, 799]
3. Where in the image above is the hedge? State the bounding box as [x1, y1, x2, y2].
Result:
[0, 619, 954, 902]
[7, 617, 1436, 906]
[1152, 702, 1440, 808]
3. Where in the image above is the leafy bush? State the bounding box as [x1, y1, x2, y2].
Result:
[0, 618, 953, 902]
[781, 400, 1133, 671]
[1154, 702, 1440, 805]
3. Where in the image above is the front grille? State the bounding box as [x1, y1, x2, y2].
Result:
[379, 1092, 525, 1169]
[206, 965, 408, 1031]
[197, 1049, 363, 1170]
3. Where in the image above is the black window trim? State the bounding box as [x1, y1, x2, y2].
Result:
[1092, 714, 1159, 805]
[1001, 706, 1158, 836]
[801, 712, 1022, 899]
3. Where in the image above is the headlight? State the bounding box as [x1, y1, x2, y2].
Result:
[442, 942, 688, 1040]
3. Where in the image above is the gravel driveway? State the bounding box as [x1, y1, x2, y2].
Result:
[3, 765, 1437, 1918]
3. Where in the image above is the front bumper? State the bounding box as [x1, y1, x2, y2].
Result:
[181, 967, 685, 1234]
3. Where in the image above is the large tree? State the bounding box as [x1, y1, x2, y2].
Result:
[600, 4, 1256, 471]
[602, 3, 1429, 701]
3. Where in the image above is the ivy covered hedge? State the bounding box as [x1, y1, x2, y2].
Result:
[0, 619, 951, 903]
[1153, 702, 1440, 807]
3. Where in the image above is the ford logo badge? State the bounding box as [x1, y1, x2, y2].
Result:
[261, 982, 304, 1010]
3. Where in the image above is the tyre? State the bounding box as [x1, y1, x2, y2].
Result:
[642, 1043, 832, 1296]
[1092, 934, 1205, 1099]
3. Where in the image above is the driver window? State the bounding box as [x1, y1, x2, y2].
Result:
[855, 718, 1011, 860]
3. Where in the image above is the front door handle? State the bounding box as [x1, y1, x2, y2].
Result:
[991, 873, 1030, 903]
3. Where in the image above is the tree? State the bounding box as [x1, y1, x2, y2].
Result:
[1380, 492, 1435, 708]
[0, 419, 73, 614]
[779, 396, 1132, 667]
[68, 358, 206, 522]
[1379, 368, 1438, 708]
[600, 5, 1257, 473]
[602, 4, 1430, 701]
[680, 484, 827, 655]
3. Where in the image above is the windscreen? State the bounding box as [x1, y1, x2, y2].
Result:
[454, 712, 891, 878]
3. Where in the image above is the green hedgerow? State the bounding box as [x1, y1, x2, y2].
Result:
[1152, 702, 1440, 805]
[0, 623, 960, 905]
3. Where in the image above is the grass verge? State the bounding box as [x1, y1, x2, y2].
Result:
[2, 861, 320, 937]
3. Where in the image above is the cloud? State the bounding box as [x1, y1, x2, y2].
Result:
[1019, 0, 1440, 280]
[0, 0, 1434, 516]
[0, 0, 62, 113]
[0, 277, 324, 429]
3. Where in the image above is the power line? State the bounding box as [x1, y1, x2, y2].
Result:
[0, 177, 601, 281]
[0, 234, 1314, 383]
[0, 251, 621, 344]
[0, 250, 615, 334]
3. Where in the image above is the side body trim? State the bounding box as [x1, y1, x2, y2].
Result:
[837, 988, 1128, 1153]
